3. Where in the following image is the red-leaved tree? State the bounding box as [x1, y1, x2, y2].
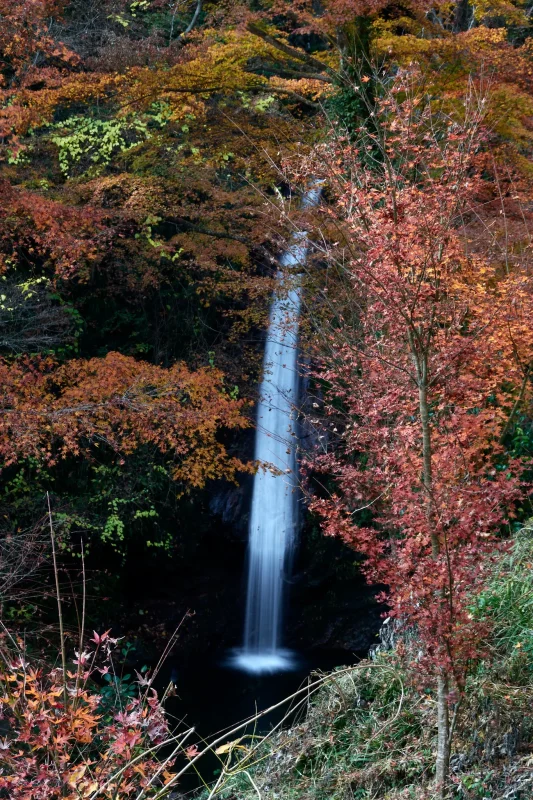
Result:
[301, 71, 533, 794]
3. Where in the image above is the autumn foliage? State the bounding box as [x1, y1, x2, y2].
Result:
[0, 630, 175, 799]
[1, 0, 533, 795]
[0, 352, 249, 486]
[299, 68, 533, 789]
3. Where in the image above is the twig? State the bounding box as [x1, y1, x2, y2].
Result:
[243, 770, 262, 799]
[47, 492, 68, 709]
[134, 727, 196, 800]
[74, 539, 86, 707]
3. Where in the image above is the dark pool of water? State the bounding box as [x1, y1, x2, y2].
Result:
[154, 647, 360, 794]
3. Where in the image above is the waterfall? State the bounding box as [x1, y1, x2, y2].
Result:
[232, 187, 321, 674]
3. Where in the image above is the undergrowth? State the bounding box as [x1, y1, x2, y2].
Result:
[198, 526, 533, 800]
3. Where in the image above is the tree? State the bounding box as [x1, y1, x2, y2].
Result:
[0, 0, 321, 566]
[301, 71, 533, 795]
[0, 0, 75, 85]
[0, 351, 249, 487]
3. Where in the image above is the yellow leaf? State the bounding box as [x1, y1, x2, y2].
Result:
[67, 765, 87, 785]
[215, 737, 245, 755]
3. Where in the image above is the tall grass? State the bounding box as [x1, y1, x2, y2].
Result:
[473, 524, 533, 683]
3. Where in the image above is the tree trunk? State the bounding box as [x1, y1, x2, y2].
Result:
[436, 673, 451, 798]
[453, 0, 473, 32]
[417, 354, 451, 797]
[417, 356, 440, 557]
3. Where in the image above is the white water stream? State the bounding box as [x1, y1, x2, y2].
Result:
[232, 188, 321, 674]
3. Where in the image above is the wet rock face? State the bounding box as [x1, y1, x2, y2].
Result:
[209, 480, 250, 539]
[287, 533, 385, 655]
[369, 616, 404, 659]
[208, 427, 255, 539]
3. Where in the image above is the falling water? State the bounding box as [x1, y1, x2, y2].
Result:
[232, 187, 321, 674]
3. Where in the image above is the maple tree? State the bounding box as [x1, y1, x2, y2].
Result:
[298, 70, 533, 794]
[0, 351, 249, 486]
[0, 0, 75, 84]
[0, 4, 308, 555]
[0, 2, 334, 566]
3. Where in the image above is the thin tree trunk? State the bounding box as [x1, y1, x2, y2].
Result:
[499, 363, 531, 444]
[453, 0, 473, 32]
[417, 353, 451, 796]
[436, 673, 451, 798]
[184, 0, 203, 35]
[417, 355, 440, 557]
